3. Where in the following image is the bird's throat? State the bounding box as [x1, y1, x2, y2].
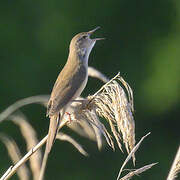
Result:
[69, 50, 89, 66]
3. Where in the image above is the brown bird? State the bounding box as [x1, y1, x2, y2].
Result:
[46, 27, 103, 153]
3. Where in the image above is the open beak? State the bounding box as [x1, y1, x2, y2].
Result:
[93, 37, 105, 41]
[88, 26, 105, 41]
[88, 26, 100, 34]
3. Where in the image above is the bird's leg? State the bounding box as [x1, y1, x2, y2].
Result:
[65, 112, 72, 124]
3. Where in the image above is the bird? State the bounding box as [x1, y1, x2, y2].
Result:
[46, 27, 104, 153]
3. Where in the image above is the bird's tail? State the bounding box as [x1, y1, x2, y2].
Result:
[46, 113, 61, 153]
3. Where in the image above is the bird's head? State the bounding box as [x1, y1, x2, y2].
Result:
[69, 27, 104, 62]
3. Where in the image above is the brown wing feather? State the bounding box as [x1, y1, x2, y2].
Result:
[47, 60, 87, 117]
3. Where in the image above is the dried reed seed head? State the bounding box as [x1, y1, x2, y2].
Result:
[88, 74, 135, 155]
[62, 98, 101, 141]
[60, 97, 115, 150]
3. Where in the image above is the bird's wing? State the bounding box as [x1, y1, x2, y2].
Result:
[47, 63, 87, 117]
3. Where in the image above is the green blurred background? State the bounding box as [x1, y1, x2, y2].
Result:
[0, 0, 180, 179]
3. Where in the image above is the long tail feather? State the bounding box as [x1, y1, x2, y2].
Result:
[46, 114, 60, 153]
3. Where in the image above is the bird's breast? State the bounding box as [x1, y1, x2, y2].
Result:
[72, 69, 88, 100]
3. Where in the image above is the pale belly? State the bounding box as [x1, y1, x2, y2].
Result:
[72, 73, 88, 100]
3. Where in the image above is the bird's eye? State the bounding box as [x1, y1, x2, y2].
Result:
[82, 35, 87, 39]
